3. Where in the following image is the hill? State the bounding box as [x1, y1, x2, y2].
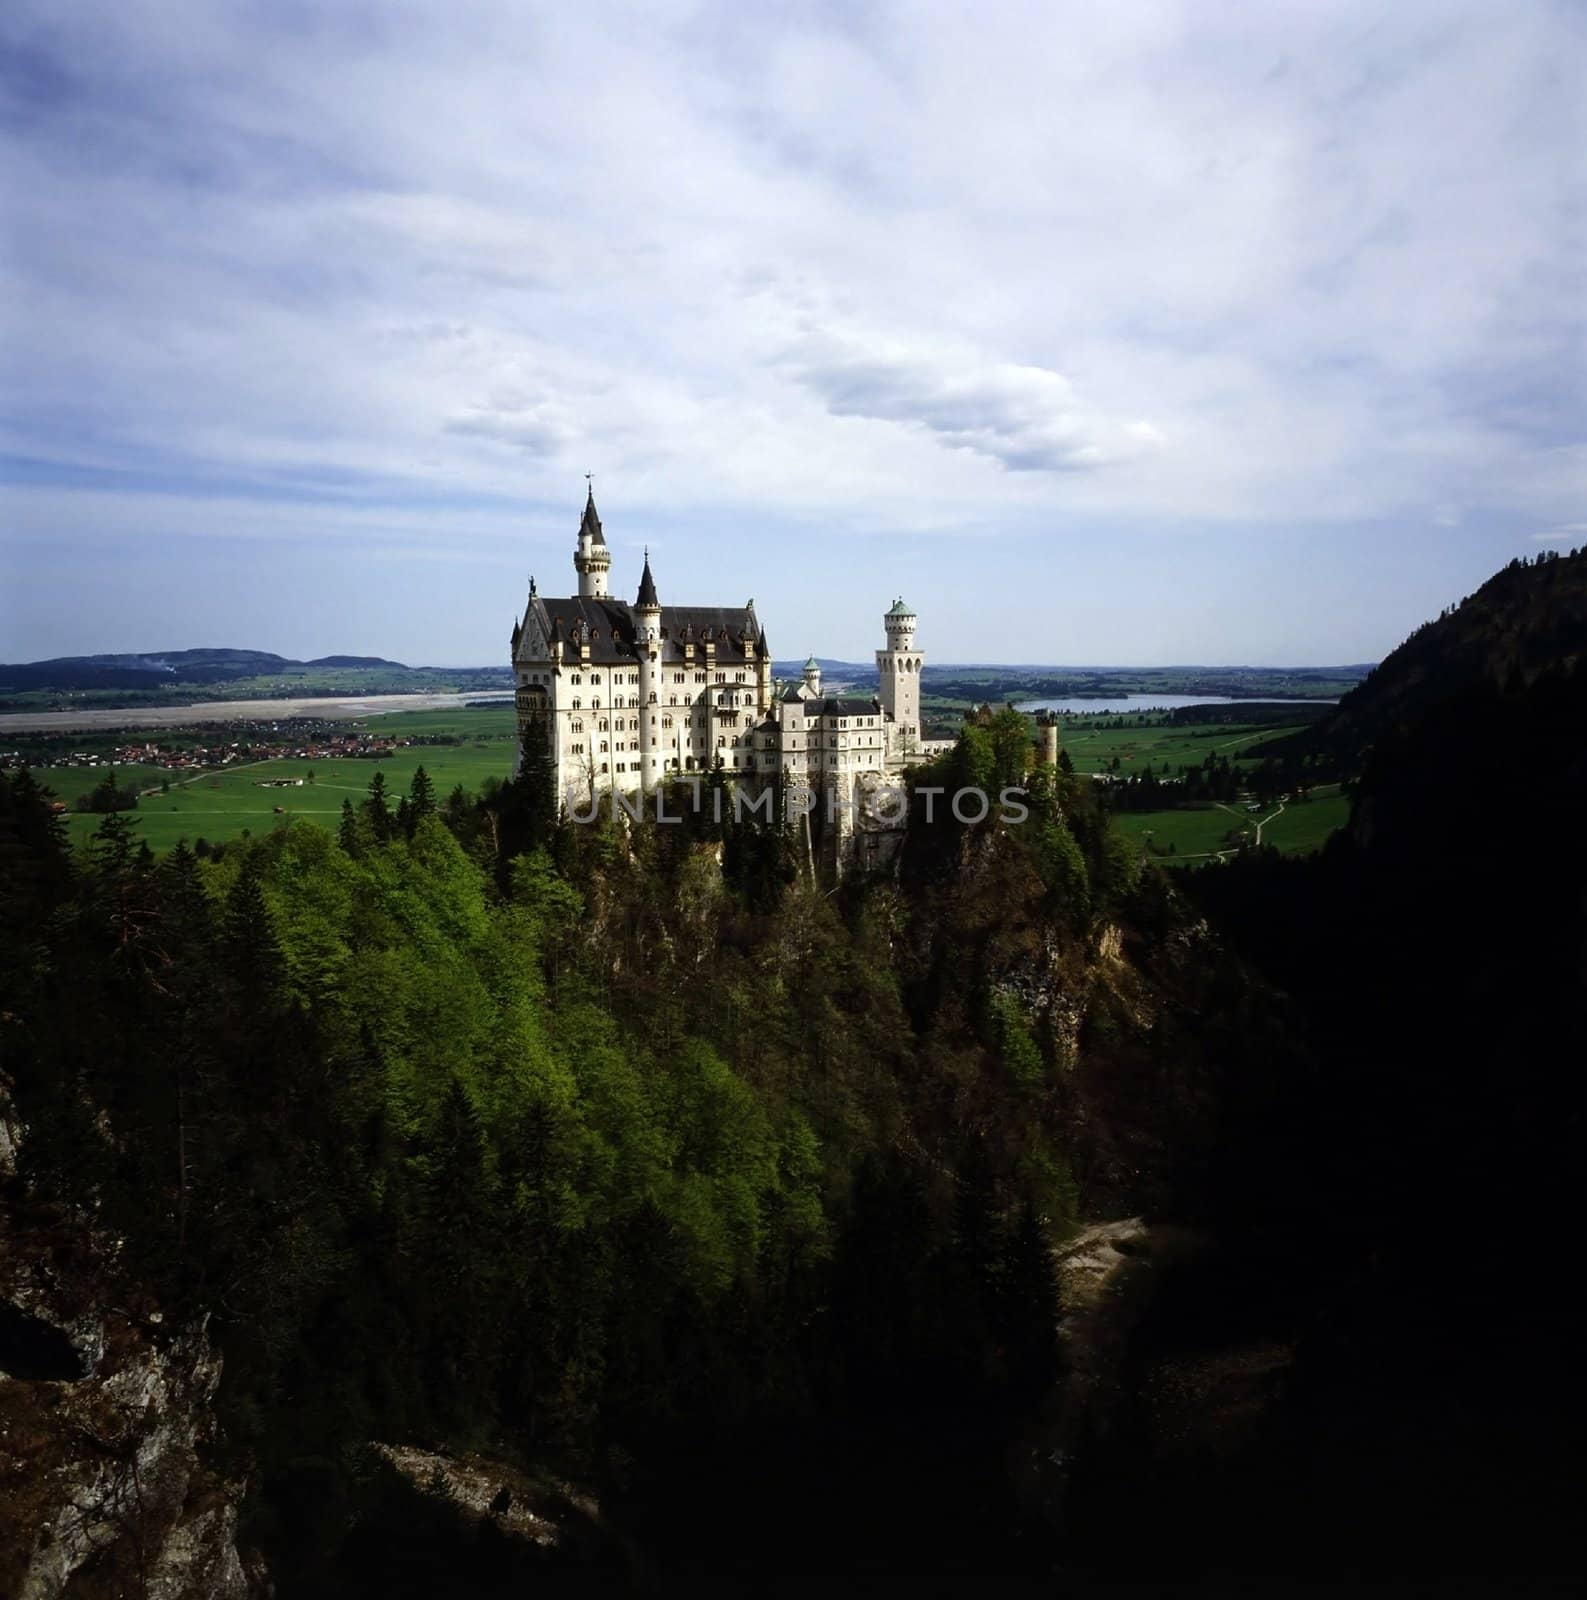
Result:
[1257, 547, 1587, 767]
[0, 648, 409, 691]
[1166, 548, 1587, 1577]
[0, 649, 512, 710]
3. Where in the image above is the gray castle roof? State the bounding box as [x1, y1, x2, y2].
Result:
[802, 695, 885, 719]
[519, 594, 765, 665]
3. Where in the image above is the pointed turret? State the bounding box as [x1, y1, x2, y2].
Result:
[579, 486, 606, 547]
[636, 550, 659, 610]
[574, 486, 611, 598]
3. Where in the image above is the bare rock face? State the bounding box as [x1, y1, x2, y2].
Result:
[0, 1078, 257, 1600]
[371, 1442, 598, 1550]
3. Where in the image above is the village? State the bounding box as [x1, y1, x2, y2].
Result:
[0, 719, 409, 777]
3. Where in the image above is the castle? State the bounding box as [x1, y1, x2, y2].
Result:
[510, 491, 951, 853]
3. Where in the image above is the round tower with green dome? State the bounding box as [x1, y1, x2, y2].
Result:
[877, 597, 922, 743]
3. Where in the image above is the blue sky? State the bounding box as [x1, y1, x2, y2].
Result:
[2, 0, 1583, 666]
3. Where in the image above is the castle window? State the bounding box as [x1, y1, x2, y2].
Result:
[572, 674, 582, 685]
[662, 715, 673, 730]
[572, 698, 581, 710]
[600, 741, 609, 752]
[601, 762, 609, 773]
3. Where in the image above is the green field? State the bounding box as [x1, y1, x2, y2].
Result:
[1113, 785, 1350, 864]
[24, 702, 1350, 862]
[34, 708, 519, 854]
[1057, 714, 1304, 776]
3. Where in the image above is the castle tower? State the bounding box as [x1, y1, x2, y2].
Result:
[748, 601, 772, 714]
[802, 655, 822, 698]
[877, 598, 922, 744]
[573, 486, 611, 598]
[1035, 710, 1060, 767]
[634, 551, 662, 788]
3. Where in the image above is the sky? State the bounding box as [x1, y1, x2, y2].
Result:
[2, 0, 1583, 667]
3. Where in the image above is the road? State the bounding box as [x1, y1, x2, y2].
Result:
[1214, 798, 1287, 846]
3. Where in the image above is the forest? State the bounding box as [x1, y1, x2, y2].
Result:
[2, 552, 1584, 1590]
[3, 706, 1228, 1588]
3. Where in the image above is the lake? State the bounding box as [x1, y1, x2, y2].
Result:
[1015, 694, 1334, 715]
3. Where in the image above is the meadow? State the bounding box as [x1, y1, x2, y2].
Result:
[40, 708, 518, 854]
[30, 704, 1348, 862]
[1113, 784, 1350, 863]
[1056, 713, 1303, 776]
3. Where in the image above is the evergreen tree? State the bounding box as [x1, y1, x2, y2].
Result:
[338, 797, 360, 856]
[409, 764, 436, 824]
[364, 770, 394, 843]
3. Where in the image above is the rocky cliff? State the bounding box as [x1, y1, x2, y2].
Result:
[0, 1076, 259, 1599]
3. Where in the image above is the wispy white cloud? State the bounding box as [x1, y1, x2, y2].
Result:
[785, 328, 1163, 473]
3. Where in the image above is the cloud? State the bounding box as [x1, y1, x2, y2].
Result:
[1, 0, 1584, 662]
[786, 331, 1163, 473]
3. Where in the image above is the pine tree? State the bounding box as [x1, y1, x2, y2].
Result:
[220, 855, 286, 1011]
[364, 770, 393, 843]
[338, 797, 360, 856]
[89, 801, 140, 877]
[409, 765, 436, 824]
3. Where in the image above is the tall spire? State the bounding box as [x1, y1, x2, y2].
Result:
[580, 484, 606, 546]
[574, 485, 611, 597]
[636, 548, 659, 609]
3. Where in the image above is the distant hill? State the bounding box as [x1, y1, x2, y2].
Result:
[0, 648, 410, 692]
[1261, 547, 1587, 766]
[303, 655, 408, 670]
[0, 649, 511, 710]
[769, 661, 1371, 700]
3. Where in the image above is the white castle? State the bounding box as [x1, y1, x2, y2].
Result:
[510, 490, 949, 846]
